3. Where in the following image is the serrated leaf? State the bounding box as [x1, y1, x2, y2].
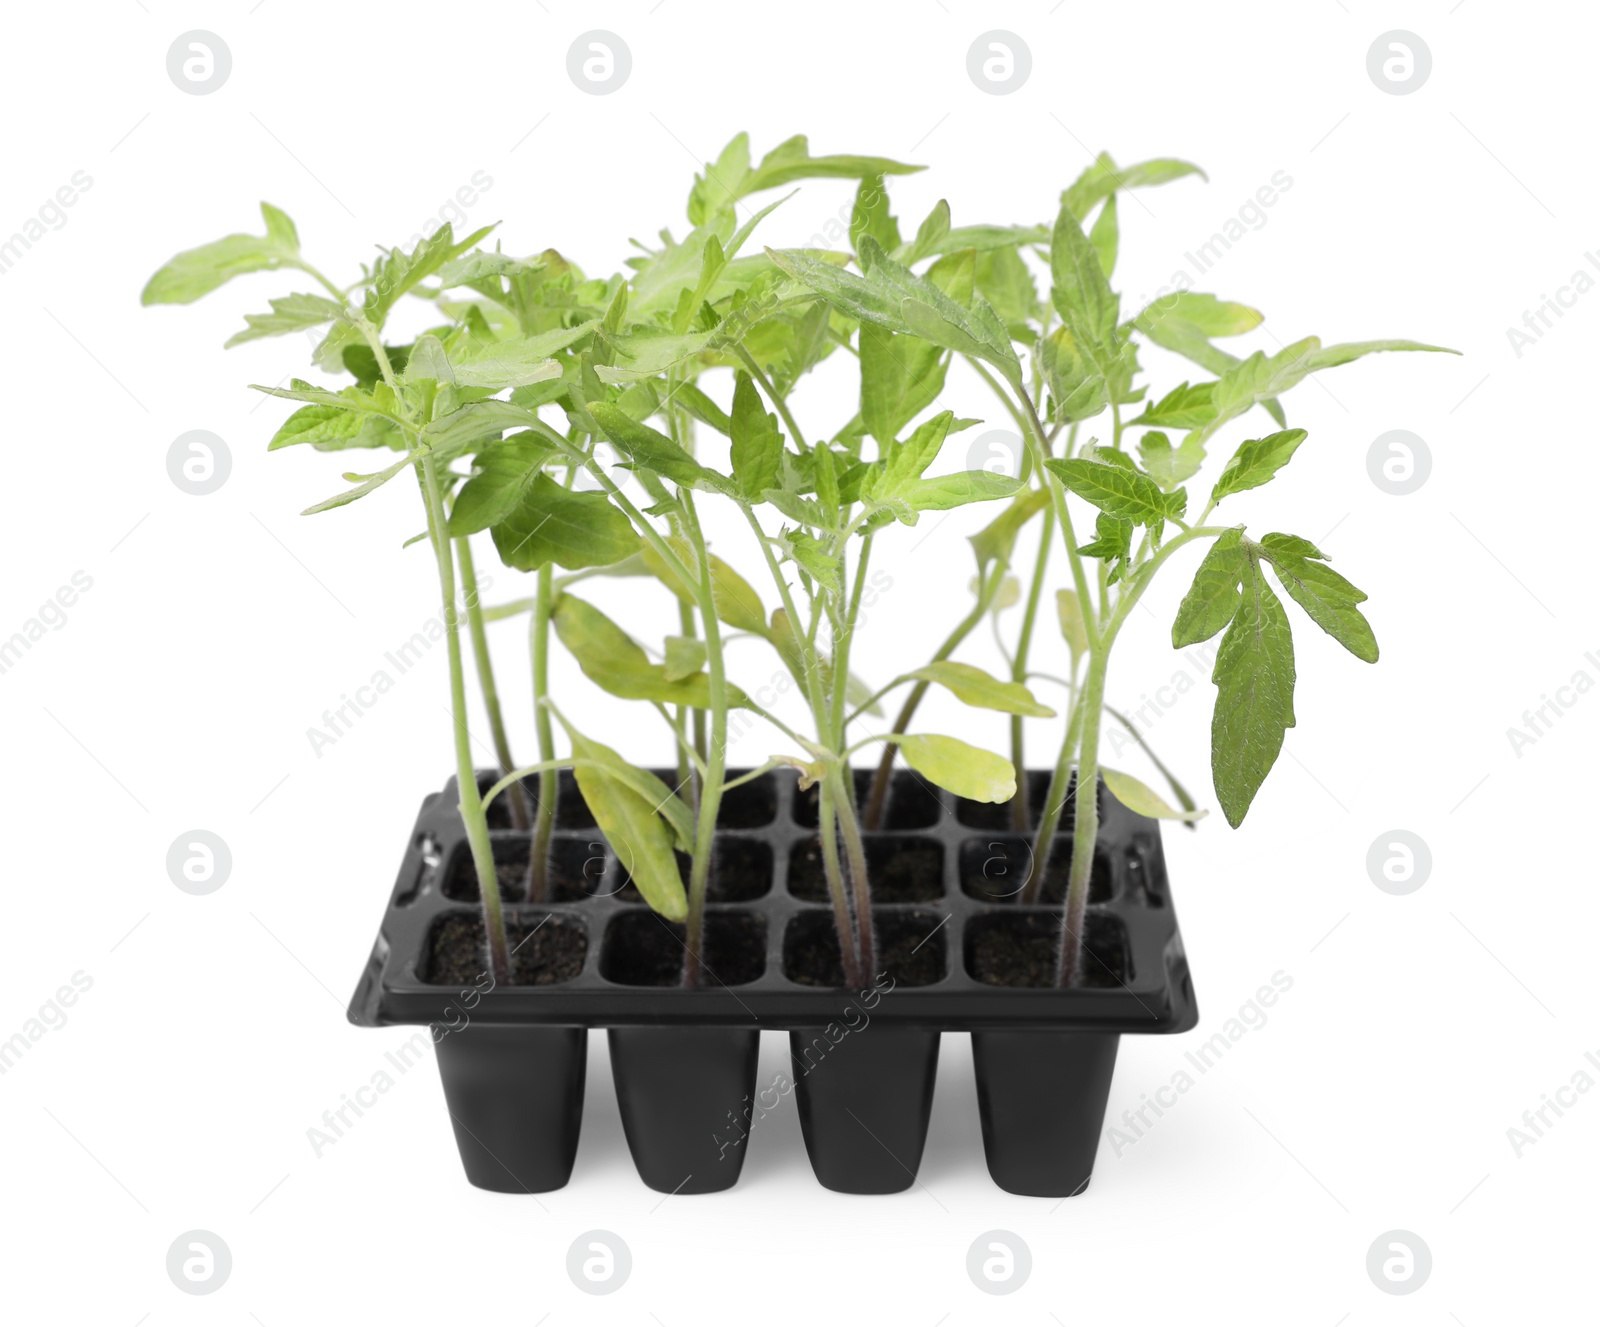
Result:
[904, 662, 1054, 717]
[1132, 381, 1218, 431]
[226, 292, 345, 347]
[142, 202, 303, 305]
[1259, 532, 1327, 561]
[1046, 457, 1172, 527]
[1103, 767, 1208, 822]
[893, 469, 1021, 517]
[850, 174, 900, 257]
[488, 475, 640, 572]
[895, 734, 1015, 803]
[268, 402, 367, 452]
[448, 433, 555, 535]
[589, 402, 727, 492]
[1138, 430, 1207, 492]
[1088, 195, 1119, 280]
[301, 454, 412, 515]
[1062, 153, 1206, 221]
[1211, 428, 1307, 503]
[1049, 201, 1118, 348]
[1172, 527, 1246, 647]
[729, 372, 783, 503]
[1210, 554, 1296, 827]
[452, 321, 598, 388]
[1260, 541, 1378, 663]
[859, 323, 946, 446]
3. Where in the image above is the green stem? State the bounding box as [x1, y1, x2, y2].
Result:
[359, 315, 506, 979]
[457, 535, 528, 833]
[1008, 507, 1054, 830]
[734, 345, 808, 451]
[829, 533, 876, 977]
[527, 564, 557, 902]
[423, 453, 508, 980]
[679, 493, 728, 990]
[816, 779, 864, 990]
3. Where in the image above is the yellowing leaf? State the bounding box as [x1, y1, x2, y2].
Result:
[895, 734, 1015, 803]
[1103, 767, 1208, 822]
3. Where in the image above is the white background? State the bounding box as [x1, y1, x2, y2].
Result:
[1, 1, 1593, 1321]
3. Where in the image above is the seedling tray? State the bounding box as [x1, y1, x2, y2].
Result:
[347, 767, 1199, 1197]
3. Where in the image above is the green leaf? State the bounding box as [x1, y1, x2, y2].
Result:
[1210, 554, 1296, 827]
[850, 174, 900, 256]
[1136, 291, 1262, 339]
[588, 402, 727, 492]
[741, 134, 923, 197]
[1259, 539, 1378, 663]
[1138, 430, 1206, 492]
[875, 411, 955, 495]
[364, 222, 494, 323]
[593, 327, 716, 383]
[553, 594, 729, 708]
[729, 372, 784, 503]
[1131, 381, 1218, 431]
[1077, 512, 1133, 578]
[301, 455, 412, 515]
[1210, 428, 1308, 503]
[895, 734, 1016, 803]
[891, 470, 1021, 519]
[1103, 767, 1208, 822]
[663, 635, 708, 681]
[1046, 457, 1173, 527]
[448, 433, 555, 535]
[1056, 589, 1088, 662]
[904, 662, 1054, 717]
[859, 323, 946, 446]
[268, 402, 367, 452]
[565, 725, 687, 922]
[421, 399, 541, 457]
[1258, 532, 1327, 561]
[489, 475, 640, 572]
[897, 198, 952, 265]
[969, 489, 1050, 569]
[226, 292, 345, 347]
[452, 321, 598, 389]
[1037, 326, 1107, 424]
[640, 541, 770, 636]
[1062, 153, 1206, 221]
[1088, 196, 1119, 280]
[675, 381, 731, 436]
[973, 244, 1039, 331]
[1049, 201, 1118, 348]
[142, 202, 302, 305]
[1172, 527, 1246, 647]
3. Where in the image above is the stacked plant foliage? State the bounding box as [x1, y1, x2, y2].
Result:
[145, 134, 1451, 991]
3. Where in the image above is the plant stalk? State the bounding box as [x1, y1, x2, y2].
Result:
[527, 563, 557, 903]
[456, 535, 529, 833]
[1008, 507, 1054, 830]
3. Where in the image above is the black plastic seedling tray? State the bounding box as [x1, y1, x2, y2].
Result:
[348, 767, 1199, 1197]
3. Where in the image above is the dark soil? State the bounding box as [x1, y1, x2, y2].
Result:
[617, 837, 772, 904]
[717, 773, 778, 828]
[958, 836, 1114, 904]
[954, 770, 1081, 831]
[599, 908, 766, 987]
[787, 835, 944, 903]
[792, 769, 942, 830]
[966, 910, 1128, 988]
[783, 909, 947, 988]
[424, 912, 588, 986]
[444, 834, 606, 903]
